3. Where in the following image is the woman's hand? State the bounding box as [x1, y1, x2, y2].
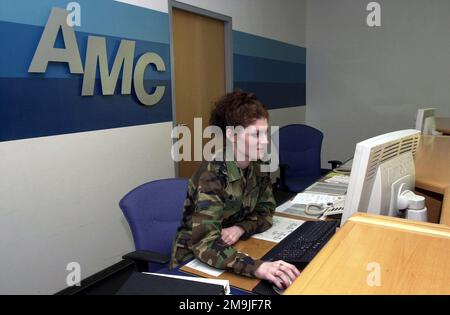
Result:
[221, 226, 245, 245]
[254, 260, 301, 290]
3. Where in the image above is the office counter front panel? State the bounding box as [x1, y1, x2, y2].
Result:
[415, 135, 450, 225]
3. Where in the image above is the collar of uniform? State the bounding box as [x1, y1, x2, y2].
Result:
[225, 160, 242, 182]
[225, 160, 258, 182]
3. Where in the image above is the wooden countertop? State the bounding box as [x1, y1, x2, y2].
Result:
[284, 213, 450, 295]
[180, 233, 278, 292]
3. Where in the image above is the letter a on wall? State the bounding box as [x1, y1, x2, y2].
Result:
[28, 7, 83, 74]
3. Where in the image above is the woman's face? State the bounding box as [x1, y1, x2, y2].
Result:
[234, 118, 269, 161]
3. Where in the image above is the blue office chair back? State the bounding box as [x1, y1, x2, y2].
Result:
[273, 124, 323, 191]
[119, 178, 188, 258]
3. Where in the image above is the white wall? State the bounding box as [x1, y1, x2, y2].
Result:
[0, 123, 175, 294]
[177, 0, 306, 47]
[269, 107, 306, 128]
[307, 0, 450, 168]
[115, 0, 169, 13]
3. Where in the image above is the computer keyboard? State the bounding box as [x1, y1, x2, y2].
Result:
[262, 221, 339, 268]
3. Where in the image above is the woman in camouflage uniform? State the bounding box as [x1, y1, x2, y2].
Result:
[170, 90, 300, 290]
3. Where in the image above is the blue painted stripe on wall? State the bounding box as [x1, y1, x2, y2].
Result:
[233, 31, 306, 64]
[0, 21, 171, 79]
[0, 78, 172, 142]
[234, 82, 306, 109]
[0, 0, 169, 44]
[234, 54, 305, 84]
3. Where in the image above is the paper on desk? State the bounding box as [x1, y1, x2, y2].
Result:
[184, 259, 224, 277]
[306, 181, 348, 196]
[292, 192, 344, 205]
[276, 200, 323, 219]
[276, 200, 293, 212]
[251, 216, 305, 243]
[325, 174, 350, 185]
[144, 272, 230, 295]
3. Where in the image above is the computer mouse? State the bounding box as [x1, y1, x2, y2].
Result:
[272, 285, 285, 295]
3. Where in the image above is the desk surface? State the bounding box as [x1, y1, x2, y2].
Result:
[181, 237, 277, 292]
[284, 213, 450, 295]
[415, 135, 450, 194]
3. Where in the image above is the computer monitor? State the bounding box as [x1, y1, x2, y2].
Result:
[415, 108, 437, 135]
[341, 129, 425, 226]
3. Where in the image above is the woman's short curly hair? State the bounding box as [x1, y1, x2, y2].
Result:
[209, 89, 269, 132]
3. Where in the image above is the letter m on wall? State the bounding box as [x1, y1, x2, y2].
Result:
[82, 36, 135, 96]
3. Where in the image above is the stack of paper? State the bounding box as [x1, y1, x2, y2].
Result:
[325, 174, 350, 185]
[276, 200, 323, 219]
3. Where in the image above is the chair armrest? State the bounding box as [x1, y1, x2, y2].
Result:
[277, 163, 289, 191]
[328, 160, 343, 170]
[278, 163, 289, 177]
[123, 250, 169, 265]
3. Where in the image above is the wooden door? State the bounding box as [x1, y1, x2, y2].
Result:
[172, 8, 226, 178]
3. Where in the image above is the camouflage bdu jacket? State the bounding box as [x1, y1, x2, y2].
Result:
[170, 159, 276, 277]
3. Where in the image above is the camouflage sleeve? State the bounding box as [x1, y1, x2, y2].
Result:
[235, 178, 276, 240]
[191, 170, 263, 277]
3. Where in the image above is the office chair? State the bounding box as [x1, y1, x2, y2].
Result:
[119, 178, 188, 272]
[273, 124, 340, 192]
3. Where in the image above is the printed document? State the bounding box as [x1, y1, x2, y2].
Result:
[184, 259, 224, 277]
[251, 216, 305, 243]
[292, 192, 344, 205]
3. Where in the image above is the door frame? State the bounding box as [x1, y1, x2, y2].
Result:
[168, 0, 233, 177]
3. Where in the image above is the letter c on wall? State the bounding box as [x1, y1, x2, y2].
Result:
[133, 52, 166, 106]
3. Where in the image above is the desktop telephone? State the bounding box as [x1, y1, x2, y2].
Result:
[323, 199, 345, 216]
[304, 198, 345, 217]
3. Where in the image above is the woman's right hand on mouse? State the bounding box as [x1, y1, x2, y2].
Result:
[254, 260, 300, 290]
